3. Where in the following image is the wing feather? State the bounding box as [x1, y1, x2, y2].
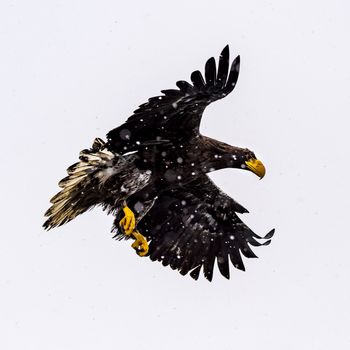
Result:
[223, 55, 240, 95]
[190, 70, 206, 90]
[217, 45, 230, 88]
[205, 57, 216, 87]
[107, 46, 240, 153]
[138, 175, 274, 281]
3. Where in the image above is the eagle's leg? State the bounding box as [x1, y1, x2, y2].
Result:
[119, 206, 136, 234]
[119, 205, 149, 257]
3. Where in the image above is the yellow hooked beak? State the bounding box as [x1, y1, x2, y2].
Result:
[245, 158, 266, 179]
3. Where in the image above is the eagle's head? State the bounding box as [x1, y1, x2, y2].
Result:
[236, 148, 266, 179]
[203, 136, 266, 179]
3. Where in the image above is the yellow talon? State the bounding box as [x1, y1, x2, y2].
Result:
[119, 205, 149, 257]
[119, 205, 136, 235]
[131, 230, 149, 257]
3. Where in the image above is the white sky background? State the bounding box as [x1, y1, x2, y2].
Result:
[1, 0, 349, 349]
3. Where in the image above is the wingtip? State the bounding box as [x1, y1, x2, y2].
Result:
[42, 221, 51, 231]
[220, 45, 230, 60]
[234, 55, 241, 67]
[205, 274, 213, 282]
[189, 265, 201, 280]
[235, 263, 246, 272]
[222, 271, 230, 280]
[206, 56, 215, 66]
[264, 228, 275, 239]
[222, 44, 229, 53]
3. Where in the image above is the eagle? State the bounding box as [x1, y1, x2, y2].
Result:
[44, 45, 274, 281]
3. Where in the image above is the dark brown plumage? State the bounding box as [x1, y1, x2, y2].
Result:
[44, 45, 274, 281]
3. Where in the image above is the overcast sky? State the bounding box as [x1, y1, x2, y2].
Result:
[1, 1, 350, 349]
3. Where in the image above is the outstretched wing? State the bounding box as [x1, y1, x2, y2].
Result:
[107, 45, 240, 153]
[138, 175, 274, 281]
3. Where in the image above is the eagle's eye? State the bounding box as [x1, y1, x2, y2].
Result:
[249, 152, 256, 160]
[243, 149, 256, 161]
